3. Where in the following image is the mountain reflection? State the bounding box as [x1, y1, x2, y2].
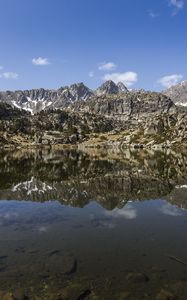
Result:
[0, 148, 187, 210]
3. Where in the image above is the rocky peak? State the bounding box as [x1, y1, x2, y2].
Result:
[164, 80, 187, 107]
[68, 82, 94, 101]
[96, 80, 121, 96]
[117, 82, 128, 93]
[96, 80, 128, 96]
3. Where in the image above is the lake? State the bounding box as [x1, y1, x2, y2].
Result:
[0, 148, 187, 300]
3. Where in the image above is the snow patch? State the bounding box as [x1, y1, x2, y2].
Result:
[175, 185, 187, 189]
[175, 102, 187, 107]
[11, 98, 53, 115]
[12, 177, 55, 196]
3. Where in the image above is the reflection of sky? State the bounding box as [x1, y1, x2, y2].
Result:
[0, 199, 186, 235]
[105, 204, 137, 220]
[38, 226, 48, 233]
[0, 211, 19, 225]
[160, 203, 183, 217]
[88, 204, 138, 229]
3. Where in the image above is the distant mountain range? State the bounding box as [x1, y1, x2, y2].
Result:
[0, 80, 128, 114]
[0, 79, 187, 115]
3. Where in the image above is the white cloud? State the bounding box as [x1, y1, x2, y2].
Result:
[0, 66, 3, 70]
[99, 62, 117, 71]
[158, 74, 183, 88]
[148, 11, 159, 18]
[32, 57, 50, 66]
[0, 72, 18, 79]
[88, 71, 94, 78]
[169, 0, 184, 15]
[169, 0, 184, 9]
[102, 71, 138, 87]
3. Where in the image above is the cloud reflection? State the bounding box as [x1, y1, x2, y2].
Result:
[160, 203, 183, 217]
[38, 226, 48, 233]
[105, 204, 137, 220]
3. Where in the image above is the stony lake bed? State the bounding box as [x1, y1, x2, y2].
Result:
[0, 148, 187, 300]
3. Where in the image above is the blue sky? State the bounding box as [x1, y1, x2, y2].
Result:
[0, 0, 186, 91]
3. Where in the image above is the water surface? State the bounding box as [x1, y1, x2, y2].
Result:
[0, 148, 187, 299]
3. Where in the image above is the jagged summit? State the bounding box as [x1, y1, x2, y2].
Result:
[66, 82, 93, 101]
[0, 82, 94, 115]
[164, 80, 187, 107]
[96, 80, 128, 96]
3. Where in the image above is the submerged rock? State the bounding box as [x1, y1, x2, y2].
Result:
[119, 291, 131, 299]
[126, 272, 149, 283]
[65, 259, 77, 275]
[13, 289, 28, 300]
[155, 289, 177, 300]
[1, 293, 15, 300]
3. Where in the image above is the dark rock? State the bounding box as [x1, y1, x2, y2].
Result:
[65, 259, 77, 275]
[48, 250, 61, 256]
[76, 289, 91, 300]
[69, 134, 78, 143]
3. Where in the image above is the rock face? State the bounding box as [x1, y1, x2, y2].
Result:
[72, 90, 176, 121]
[0, 102, 122, 146]
[164, 80, 187, 107]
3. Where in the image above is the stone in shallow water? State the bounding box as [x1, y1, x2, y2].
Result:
[155, 289, 177, 300]
[119, 291, 131, 299]
[60, 284, 90, 300]
[13, 289, 28, 300]
[1, 293, 15, 300]
[0, 290, 28, 300]
[126, 272, 149, 283]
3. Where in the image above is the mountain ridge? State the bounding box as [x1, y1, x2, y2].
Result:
[0, 80, 129, 115]
[1, 79, 187, 115]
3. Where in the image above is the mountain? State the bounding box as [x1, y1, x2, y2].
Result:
[2, 80, 187, 149]
[164, 80, 187, 107]
[95, 80, 128, 96]
[0, 81, 128, 114]
[0, 82, 94, 115]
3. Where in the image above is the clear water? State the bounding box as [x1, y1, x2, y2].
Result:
[0, 148, 187, 300]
